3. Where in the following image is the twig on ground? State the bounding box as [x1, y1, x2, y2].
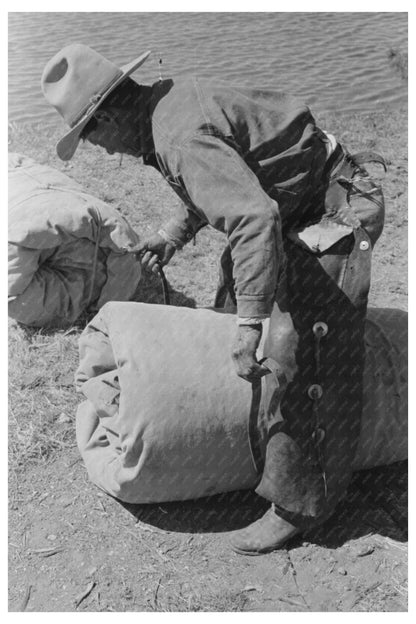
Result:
[123, 526, 171, 565]
[62, 495, 79, 508]
[276, 596, 308, 609]
[394, 582, 408, 598]
[66, 457, 82, 469]
[287, 551, 310, 610]
[375, 536, 408, 552]
[31, 546, 64, 557]
[19, 585, 32, 612]
[135, 519, 170, 534]
[75, 581, 96, 608]
[93, 499, 107, 514]
[348, 581, 382, 610]
[63, 328, 80, 336]
[152, 576, 162, 610]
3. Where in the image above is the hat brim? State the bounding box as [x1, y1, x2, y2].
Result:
[56, 50, 151, 161]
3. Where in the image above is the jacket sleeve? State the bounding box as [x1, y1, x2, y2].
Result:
[171, 134, 283, 318]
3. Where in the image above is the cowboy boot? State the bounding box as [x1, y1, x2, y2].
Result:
[229, 503, 300, 556]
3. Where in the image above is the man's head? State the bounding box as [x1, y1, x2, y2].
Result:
[79, 78, 144, 157]
[41, 43, 151, 160]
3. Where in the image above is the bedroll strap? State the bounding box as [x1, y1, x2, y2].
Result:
[350, 150, 388, 172]
[334, 150, 387, 213]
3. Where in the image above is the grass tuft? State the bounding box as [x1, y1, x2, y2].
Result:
[8, 319, 80, 471]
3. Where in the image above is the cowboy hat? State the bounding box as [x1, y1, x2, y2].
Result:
[41, 43, 151, 161]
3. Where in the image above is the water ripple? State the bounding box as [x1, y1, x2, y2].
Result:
[8, 11, 407, 125]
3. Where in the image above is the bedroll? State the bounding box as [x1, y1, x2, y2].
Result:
[75, 303, 407, 504]
[8, 153, 141, 328]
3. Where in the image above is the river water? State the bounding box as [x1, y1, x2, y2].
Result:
[8, 12, 407, 126]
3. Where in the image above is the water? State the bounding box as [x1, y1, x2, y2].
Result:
[8, 12, 407, 126]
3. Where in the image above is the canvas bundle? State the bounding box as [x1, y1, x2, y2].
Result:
[75, 303, 407, 504]
[8, 153, 141, 328]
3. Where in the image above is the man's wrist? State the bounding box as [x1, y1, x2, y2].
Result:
[160, 217, 197, 249]
[157, 229, 184, 250]
[237, 316, 268, 326]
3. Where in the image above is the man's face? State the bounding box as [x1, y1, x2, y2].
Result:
[85, 108, 143, 157]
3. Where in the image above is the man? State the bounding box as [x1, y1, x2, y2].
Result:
[42, 44, 385, 554]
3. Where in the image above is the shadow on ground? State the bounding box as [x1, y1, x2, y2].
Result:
[120, 461, 407, 548]
[132, 269, 197, 308]
[11, 272, 196, 336]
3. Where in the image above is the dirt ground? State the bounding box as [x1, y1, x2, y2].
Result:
[9, 455, 407, 612]
[8, 107, 408, 612]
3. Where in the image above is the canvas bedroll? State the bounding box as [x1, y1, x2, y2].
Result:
[8, 153, 141, 328]
[75, 303, 407, 504]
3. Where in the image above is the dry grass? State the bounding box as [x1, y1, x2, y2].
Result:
[146, 582, 249, 612]
[8, 319, 80, 473]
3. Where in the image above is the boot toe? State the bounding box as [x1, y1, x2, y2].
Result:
[229, 508, 300, 555]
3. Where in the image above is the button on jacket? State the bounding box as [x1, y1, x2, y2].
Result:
[144, 77, 330, 319]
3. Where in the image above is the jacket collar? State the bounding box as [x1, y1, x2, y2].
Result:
[139, 79, 175, 170]
[138, 84, 155, 159]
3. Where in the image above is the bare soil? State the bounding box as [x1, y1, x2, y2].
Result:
[8, 107, 408, 612]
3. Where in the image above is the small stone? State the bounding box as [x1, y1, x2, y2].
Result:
[47, 534, 57, 541]
[61, 497, 74, 507]
[57, 413, 71, 424]
[356, 545, 375, 557]
[337, 567, 347, 575]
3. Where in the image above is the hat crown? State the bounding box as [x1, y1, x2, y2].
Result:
[41, 44, 122, 127]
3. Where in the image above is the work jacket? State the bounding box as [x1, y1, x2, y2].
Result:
[142, 77, 331, 319]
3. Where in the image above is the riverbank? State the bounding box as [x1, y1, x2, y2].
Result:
[8, 109, 408, 612]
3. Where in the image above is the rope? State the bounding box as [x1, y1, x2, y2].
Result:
[131, 251, 171, 306]
[87, 208, 103, 307]
[156, 264, 170, 305]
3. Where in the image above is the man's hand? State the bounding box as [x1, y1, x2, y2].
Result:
[134, 233, 176, 274]
[231, 324, 270, 383]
